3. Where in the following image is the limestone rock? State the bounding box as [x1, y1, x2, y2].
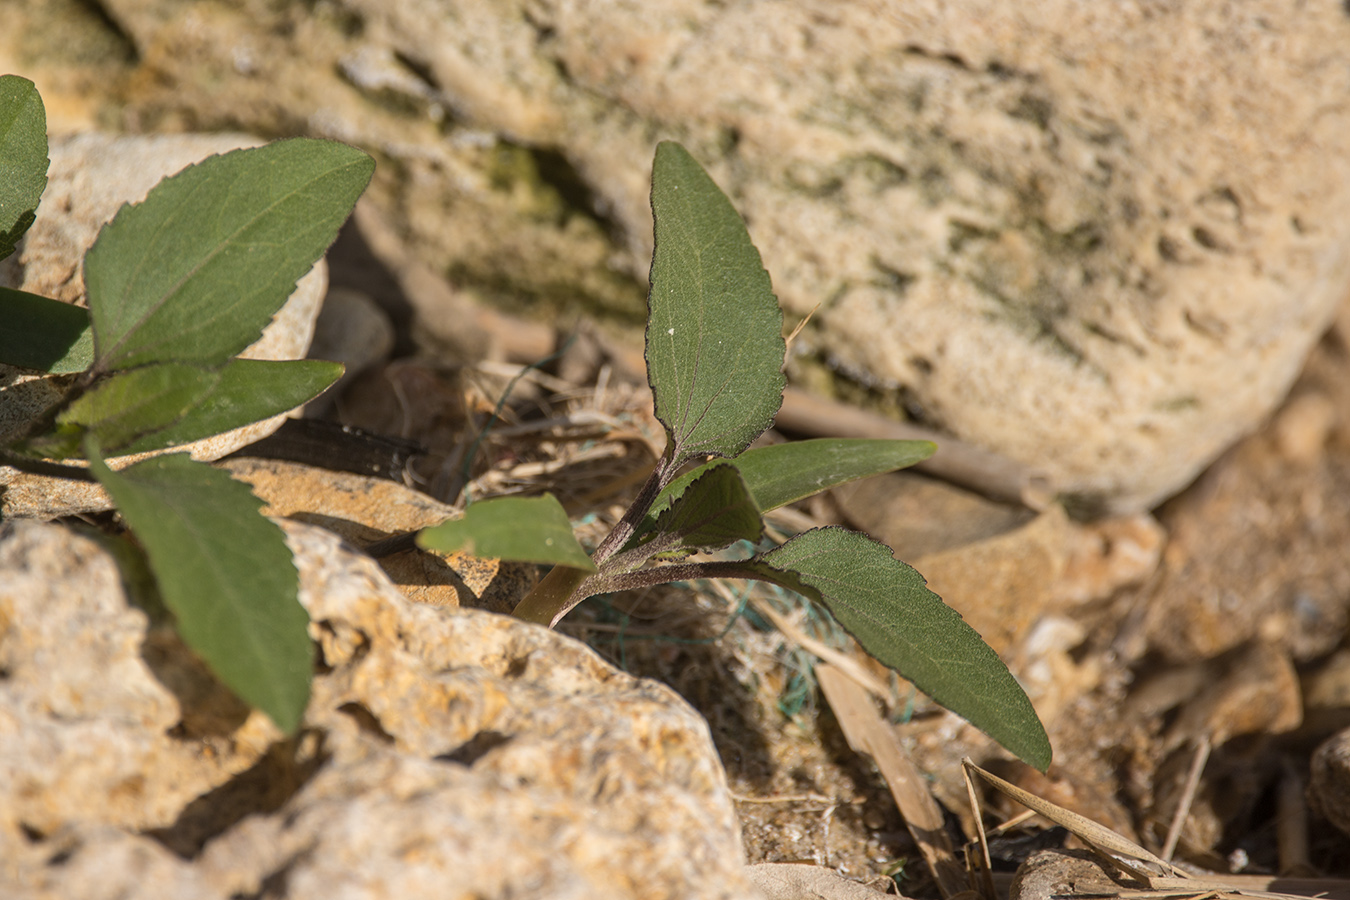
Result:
[0, 132, 328, 517]
[220, 456, 536, 611]
[905, 504, 1160, 660]
[0, 519, 760, 899]
[57, 0, 1350, 512]
[7, 827, 223, 900]
[0, 519, 281, 844]
[1135, 400, 1350, 664]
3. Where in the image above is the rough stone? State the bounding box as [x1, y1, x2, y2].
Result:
[220, 456, 536, 611]
[907, 504, 1160, 659]
[1119, 642, 1304, 854]
[7, 826, 223, 900]
[1009, 850, 1128, 900]
[1134, 339, 1350, 665]
[1302, 649, 1350, 737]
[304, 286, 395, 417]
[37, 0, 1350, 512]
[833, 471, 1036, 561]
[747, 863, 892, 899]
[0, 519, 761, 899]
[1310, 728, 1350, 837]
[0, 131, 328, 517]
[0, 520, 281, 843]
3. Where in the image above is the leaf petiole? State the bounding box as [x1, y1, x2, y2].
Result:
[512, 564, 594, 627]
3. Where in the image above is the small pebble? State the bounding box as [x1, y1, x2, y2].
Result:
[1273, 392, 1337, 464]
[1310, 728, 1350, 835]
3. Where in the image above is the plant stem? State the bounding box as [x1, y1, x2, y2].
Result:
[600, 559, 774, 593]
[512, 564, 593, 627]
[512, 558, 784, 628]
[590, 457, 670, 565]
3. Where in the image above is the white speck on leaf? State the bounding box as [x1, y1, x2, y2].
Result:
[668, 328, 675, 335]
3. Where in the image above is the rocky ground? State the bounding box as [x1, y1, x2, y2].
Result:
[309, 239, 1350, 889]
[4, 1, 1350, 897]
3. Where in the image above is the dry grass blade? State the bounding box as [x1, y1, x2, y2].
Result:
[750, 598, 893, 701]
[784, 301, 821, 352]
[1115, 881, 1350, 900]
[1161, 736, 1210, 861]
[965, 758, 998, 900]
[961, 760, 1350, 900]
[817, 663, 968, 898]
[962, 758, 1180, 881]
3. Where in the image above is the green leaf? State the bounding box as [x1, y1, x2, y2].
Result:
[26, 359, 340, 459]
[753, 527, 1051, 771]
[638, 439, 937, 542]
[417, 494, 597, 571]
[645, 141, 785, 467]
[0, 75, 48, 262]
[84, 138, 374, 371]
[34, 363, 222, 458]
[0, 287, 93, 373]
[636, 462, 762, 559]
[86, 444, 312, 733]
[114, 358, 342, 456]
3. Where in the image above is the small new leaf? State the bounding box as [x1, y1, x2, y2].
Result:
[753, 527, 1052, 772]
[637, 461, 762, 560]
[85, 138, 375, 371]
[0, 287, 93, 373]
[87, 443, 312, 733]
[0, 75, 48, 262]
[418, 494, 597, 571]
[646, 141, 785, 468]
[636, 438, 936, 544]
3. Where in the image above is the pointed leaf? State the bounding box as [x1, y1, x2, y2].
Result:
[0, 75, 48, 262]
[637, 439, 937, 543]
[752, 527, 1051, 771]
[0, 287, 93, 373]
[115, 358, 343, 456]
[87, 444, 312, 733]
[639, 461, 762, 558]
[85, 138, 374, 370]
[646, 141, 785, 466]
[32, 363, 222, 458]
[418, 494, 597, 571]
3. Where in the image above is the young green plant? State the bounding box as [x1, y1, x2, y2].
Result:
[419, 141, 1053, 772]
[0, 75, 374, 733]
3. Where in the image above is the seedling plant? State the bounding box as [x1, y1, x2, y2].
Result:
[0, 75, 372, 733]
[0, 73, 1050, 771]
[421, 142, 1052, 771]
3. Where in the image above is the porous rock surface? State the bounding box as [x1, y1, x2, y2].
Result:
[41, 0, 1350, 511]
[0, 131, 328, 515]
[220, 457, 537, 610]
[0, 519, 760, 899]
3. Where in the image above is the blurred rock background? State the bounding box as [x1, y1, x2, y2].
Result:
[7, 0, 1350, 512]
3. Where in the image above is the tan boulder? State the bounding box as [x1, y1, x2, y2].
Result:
[0, 519, 761, 899]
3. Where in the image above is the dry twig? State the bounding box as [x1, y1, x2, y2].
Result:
[817, 663, 968, 899]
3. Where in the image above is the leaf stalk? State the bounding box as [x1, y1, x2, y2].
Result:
[512, 564, 593, 627]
